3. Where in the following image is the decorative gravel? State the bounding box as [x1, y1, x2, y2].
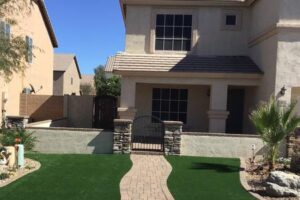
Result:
[0, 158, 41, 187]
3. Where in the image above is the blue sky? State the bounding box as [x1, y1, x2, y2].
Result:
[45, 0, 125, 74]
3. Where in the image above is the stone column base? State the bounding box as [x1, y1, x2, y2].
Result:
[113, 119, 133, 154]
[163, 121, 183, 156]
[118, 107, 137, 120]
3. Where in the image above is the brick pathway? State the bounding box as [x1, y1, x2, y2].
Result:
[120, 154, 174, 200]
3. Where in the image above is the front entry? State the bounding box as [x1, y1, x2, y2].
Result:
[226, 89, 245, 134]
[131, 116, 165, 152]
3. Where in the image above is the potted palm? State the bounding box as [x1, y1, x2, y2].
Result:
[250, 97, 300, 170]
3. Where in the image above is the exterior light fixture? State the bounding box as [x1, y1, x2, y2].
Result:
[280, 86, 287, 96]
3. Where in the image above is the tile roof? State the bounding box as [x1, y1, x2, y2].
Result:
[104, 56, 116, 73]
[109, 53, 263, 74]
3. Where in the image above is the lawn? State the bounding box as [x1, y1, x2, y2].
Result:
[0, 154, 132, 200]
[166, 156, 255, 200]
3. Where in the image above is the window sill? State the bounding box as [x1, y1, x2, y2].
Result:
[153, 50, 192, 55]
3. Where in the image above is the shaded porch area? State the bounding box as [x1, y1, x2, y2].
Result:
[118, 76, 260, 134]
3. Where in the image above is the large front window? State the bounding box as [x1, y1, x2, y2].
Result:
[155, 14, 192, 51]
[152, 88, 188, 123]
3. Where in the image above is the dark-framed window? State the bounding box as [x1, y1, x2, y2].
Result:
[225, 15, 237, 26]
[152, 88, 188, 123]
[155, 14, 192, 51]
[25, 36, 33, 63]
[0, 21, 10, 39]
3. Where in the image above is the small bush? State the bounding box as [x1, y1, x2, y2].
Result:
[0, 173, 9, 180]
[0, 128, 37, 151]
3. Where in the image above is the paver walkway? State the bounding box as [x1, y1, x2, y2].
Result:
[120, 154, 174, 200]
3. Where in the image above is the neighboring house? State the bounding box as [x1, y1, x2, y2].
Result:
[80, 74, 96, 95]
[53, 54, 82, 96]
[107, 0, 300, 134]
[0, 0, 58, 119]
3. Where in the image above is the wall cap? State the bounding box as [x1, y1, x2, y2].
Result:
[26, 127, 109, 132]
[114, 119, 133, 124]
[182, 132, 260, 138]
[163, 121, 183, 125]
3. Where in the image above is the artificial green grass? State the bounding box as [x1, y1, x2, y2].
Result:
[166, 156, 255, 200]
[0, 154, 132, 200]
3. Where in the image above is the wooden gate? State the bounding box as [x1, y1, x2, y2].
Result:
[93, 96, 117, 129]
[131, 116, 165, 152]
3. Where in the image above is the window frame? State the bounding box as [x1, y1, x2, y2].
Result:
[155, 14, 193, 52]
[150, 9, 197, 54]
[26, 36, 33, 63]
[0, 21, 11, 39]
[221, 10, 242, 31]
[152, 88, 188, 124]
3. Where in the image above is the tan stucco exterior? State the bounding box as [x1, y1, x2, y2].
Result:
[0, 0, 57, 119]
[111, 0, 300, 133]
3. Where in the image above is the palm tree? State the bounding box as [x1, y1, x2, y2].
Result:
[250, 97, 300, 170]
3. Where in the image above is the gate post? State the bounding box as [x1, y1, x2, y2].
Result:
[113, 119, 133, 154]
[163, 121, 183, 155]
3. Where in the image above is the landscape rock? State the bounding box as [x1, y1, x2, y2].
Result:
[265, 182, 299, 197]
[267, 171, 300, 190]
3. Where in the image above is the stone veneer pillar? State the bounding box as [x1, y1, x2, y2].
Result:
[163, 121, 183, 155]
[113, 119, 132, 154]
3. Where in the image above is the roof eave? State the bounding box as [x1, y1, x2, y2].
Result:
[73, 56, 82, 79]
[120, 0, 258, 21]
[113, 70, 263, 79]
[35, 0, 58, 48]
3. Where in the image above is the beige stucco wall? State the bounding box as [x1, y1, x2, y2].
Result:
[125, 5, 249, 55]
[291, 87, 300, 116]
[181, 134, 265, 158]
[0, 0, 55, 118]
[249, 35, 278, 103]
[62, 60, 81, 95]
[278, 0, 300, 24]
[136, 83, 210, 132]
[53, 71, 64, 96]
[249, 0, 279, 38]
[276, 32, 300, 98]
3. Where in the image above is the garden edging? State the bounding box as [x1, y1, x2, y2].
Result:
[0, 159, 41, 188]
[239, 157, 266, 200]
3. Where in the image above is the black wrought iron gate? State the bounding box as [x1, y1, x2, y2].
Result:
[131, 116, 165, 152]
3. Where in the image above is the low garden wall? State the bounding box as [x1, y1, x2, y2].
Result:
[181, 133, 286, 158]
[27, 127, 113, 154]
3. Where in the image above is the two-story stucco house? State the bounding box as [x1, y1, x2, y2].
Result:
[0, 0, 58, 119]
[106, 0, 300, 134]
[53, 54, 82, 96]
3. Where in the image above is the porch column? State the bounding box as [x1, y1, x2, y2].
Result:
[208, 83, 229, 133]
[118, 77, 137, 120]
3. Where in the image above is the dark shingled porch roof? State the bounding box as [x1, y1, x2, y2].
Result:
[107, 53, 263, 74]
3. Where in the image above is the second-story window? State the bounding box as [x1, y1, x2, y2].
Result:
[26, 36, 33, 63]
[155, 14, 192, 51]
[0, 21, 11, 39]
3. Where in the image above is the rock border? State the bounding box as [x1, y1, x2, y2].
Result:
[0, 158, 41, 188]
[239, 157, 267, 200]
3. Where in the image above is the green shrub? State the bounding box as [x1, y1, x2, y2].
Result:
[0, 128, 37, 151]
[250, 97, 300, 170]
[0, 173, 9, 180]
